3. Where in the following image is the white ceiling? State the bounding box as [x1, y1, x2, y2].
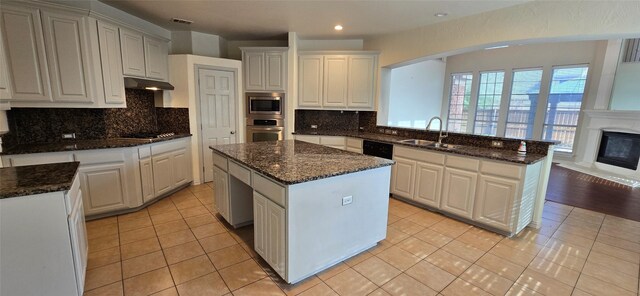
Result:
[98, 0, 529, 40]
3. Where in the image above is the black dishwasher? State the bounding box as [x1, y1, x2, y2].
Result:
[362, 140, 394, 160]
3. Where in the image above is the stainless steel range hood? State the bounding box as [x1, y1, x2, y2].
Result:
[124, 77, 174, 91]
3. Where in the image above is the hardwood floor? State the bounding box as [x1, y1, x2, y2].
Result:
[546, 164, 640, 222]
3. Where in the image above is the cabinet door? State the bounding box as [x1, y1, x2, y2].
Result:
[244, 52, 265, 91]
[474, 175, 519, 231]
[414, 162, 444, 208]
[97, 21, 125, 104]
[172, 148, 191, 187]
[119, 28, 145, 77]
[41, 10, 93, 103]
[213, 166, 230, 222]
[390, 157, 416, 199]
[0, 5, 51, 101]
[253, 192, 268, 258]
[68, 194, 88, 294]
[441, 168, 477, 219]
[266, 200, 286, 278]
[323, 55, 348, 108]
[298, 55, 323, 107]
[347, 55, 376, 109]
[265, 51, 286, 91]
[152, 153, 174, 197]
[79, 162, 129, 215]
[0, 24, 10, 100]
[144, 36, 168, 81]
[140, 158, 155, 203]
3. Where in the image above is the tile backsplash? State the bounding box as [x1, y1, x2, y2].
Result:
[4, 89, 190, 146]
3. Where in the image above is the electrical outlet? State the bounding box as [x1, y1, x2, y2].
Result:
[342, 195, 353, 206]
[391, 130, 398, 135]
[491, 140, 503, 148]
[62, 133, 76, 139]
[311, 125, 318, 129]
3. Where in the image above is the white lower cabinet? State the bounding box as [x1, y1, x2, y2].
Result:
[390, 157, 415, 199]
[474, 175, 519, 231]
[139, 158, 154, 203]
[78, 162, 129, 215]
[68, 195, 88, 293]
[149, 139, 194, 200]
[294, 135, 351, 150]
[253, 191, 285, 277]
[152, 153, 173, 197]
[213, 165, 230, 221]
[441, 167, 477, 219]
[414, 162, 443, 208]
[172, 148, 191, 186]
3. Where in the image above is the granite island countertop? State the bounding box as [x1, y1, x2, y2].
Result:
[294, 130, 547, 165]
[0, 162, 79, 199]
[210, 140, 395, 185]
[1, 134, 192, 155]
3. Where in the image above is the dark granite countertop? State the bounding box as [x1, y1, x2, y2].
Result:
[0, 162, 79, 199]
[294, 130, 547, 165]
[210, 140, 395, 185]
[1, 134, 192, 155]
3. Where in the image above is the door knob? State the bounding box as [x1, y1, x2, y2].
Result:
[230, 131, 236, 134]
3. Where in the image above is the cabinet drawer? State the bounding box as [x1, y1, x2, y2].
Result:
[445, 155, 479, 171]
[346, 138, 362, 149]
[138, 146, 151, 159]
[229, 160, 251, 186]
[319, 136, 345, 146]
[213, 152, 228, 171]
[151, 139, 187, 155]
[252, 172, 285, 207]
[480, 161, 524, 179]
[295, 135, 320, 144]
[394, 145, 445, 165]
[74, 149, 125, 164]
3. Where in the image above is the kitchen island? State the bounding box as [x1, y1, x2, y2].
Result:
[210, 140, 394, 284]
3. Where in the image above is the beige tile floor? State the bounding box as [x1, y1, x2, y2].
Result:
[83, 183, 640, 296]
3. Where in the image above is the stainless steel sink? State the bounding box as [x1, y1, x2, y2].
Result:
[428, 143, 459, 149]
[398, 139, 434, 146]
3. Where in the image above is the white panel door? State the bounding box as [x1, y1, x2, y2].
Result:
[0, 5, 51, 101]
[414, 162, 444, 208]
[474, 175, 519, 231]
[253, 191, 268, 258]
[347, 55, 376, 109]
[97, 21, 125, 104]
[441, 168, 477, 219]
[244, 52, 265, 91]
[266, 200, 286, 278]
[199, 68, 237, 183]
[79, 163, 128, 215]
[41, 10, 93, 103]
[298, 55, 323, 108]
[265, 51, 285, 91]
[323, 55, 348, 108]
[144, 36, 168, 81]
[172, 148, 190, 187]
[140, 158, 155, 203]
[119, 28, 145, 77]
[152, 153, 173, 197]
[390, 157, 416, 199]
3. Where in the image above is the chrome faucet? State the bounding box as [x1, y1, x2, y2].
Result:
[426, 116, 448, 147]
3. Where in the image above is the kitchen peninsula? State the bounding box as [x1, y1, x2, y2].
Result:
[210, 140, 394, 284]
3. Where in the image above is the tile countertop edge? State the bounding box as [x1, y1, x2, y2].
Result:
[293, 131, 547, 165]
[0, 134, 193, 155]
[209, 141, 395, 185]
[0, 162, 80, 199]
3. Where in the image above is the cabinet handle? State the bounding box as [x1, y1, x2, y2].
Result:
[230, 131, 236, 134]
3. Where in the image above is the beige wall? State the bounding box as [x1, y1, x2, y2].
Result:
[364, 1, 640, 67]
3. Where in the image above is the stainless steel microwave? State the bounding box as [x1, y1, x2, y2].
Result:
[247, 92, 284, 117]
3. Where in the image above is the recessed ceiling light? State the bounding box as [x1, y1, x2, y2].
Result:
[334, 25, 343, 31]
[434, 12, 448, 17]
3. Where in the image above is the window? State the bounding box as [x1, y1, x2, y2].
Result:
[447, 73, 473, 133]
[474, 71, 504, 136]
[505, 69, 543, 139]
[543, 66, 589, 153]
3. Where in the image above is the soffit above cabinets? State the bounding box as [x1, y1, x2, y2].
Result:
[97, 0, 529, 40]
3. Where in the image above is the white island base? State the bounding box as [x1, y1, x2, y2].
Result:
[212, 151, 391, 284]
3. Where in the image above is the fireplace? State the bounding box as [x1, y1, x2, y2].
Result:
[597, 131, 640, 170]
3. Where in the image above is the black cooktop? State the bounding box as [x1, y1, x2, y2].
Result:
[123, 132, 176, 139]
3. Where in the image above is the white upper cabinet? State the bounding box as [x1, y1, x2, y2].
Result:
[242, 47, 287, 92]
[119, 28, 146, 77]
[347, 55, 376, 109]
[97, 21, 125, 104]
[298, 55, 323, 107]
[144, 36, 169, 81]
[323, 55, 348, 108]
[41, 10, 93, 103]
[298, 52, 378, 110]
[0, 5, 51, 101]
